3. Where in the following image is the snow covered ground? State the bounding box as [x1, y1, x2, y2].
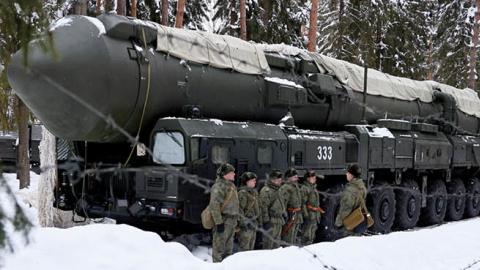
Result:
[3, 172, 480, 270]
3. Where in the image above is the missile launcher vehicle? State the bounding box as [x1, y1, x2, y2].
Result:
[7, 14, 480, 240]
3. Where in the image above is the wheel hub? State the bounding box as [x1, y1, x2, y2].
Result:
[473, 191, 479, 208]
[380, 198, 391, 222]
[454, 193, 464, 211]
[435, 196, 445, 214]
[407, 196, 417, 218]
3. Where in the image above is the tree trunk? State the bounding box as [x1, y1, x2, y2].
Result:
[307, 0, 319, 52]
[131, 0, 137, 17]
[16, 96, 30, 189]
[38, 126, 57, 227]
[175, 0, 185, 28]
[96, 0, 103, 15]
[161, 0, 169, 25]
[117, 0, 127, 16]
[73, 0, 88, 15]
[240, 0, 247, 40]
[469, 0, 480, 90]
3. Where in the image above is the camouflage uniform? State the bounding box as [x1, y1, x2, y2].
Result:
[237, 185, 261, 251]
[335, 177, 367, 236]
[209, 177, 239, 262]
[279, 181, 304, 245]
[301, 181, 321, 245]
[259, 179, 285, 249]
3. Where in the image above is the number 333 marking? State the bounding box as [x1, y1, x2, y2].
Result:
[317, 146, 332, 160]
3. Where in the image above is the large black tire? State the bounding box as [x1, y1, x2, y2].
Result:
[445, 178, 466, 221]
[316, 184, 344, 241]
[420, 179, 447, 225]
[464, 178, 480, 217]
[368, 185, 396, 233]
[393, 180, 421, 230]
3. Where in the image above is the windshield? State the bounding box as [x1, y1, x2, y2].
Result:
[153, 132, 185, 165]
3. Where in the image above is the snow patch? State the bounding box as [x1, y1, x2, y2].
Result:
[280, 114, 293, 122]
[83, 16, 106, 37]
[49, 17, 73, 31]
[368, 127, 395, 138]
[4, 172, 41, 211]
[134, 44, 144, 52]
[265, 77, 304, 89]
[210, 119, 223, 126]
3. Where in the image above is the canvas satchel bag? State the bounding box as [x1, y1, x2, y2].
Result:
[342, 189, 374, 231]
[201, 189, 235, 229]
[343, 206, 365, 231]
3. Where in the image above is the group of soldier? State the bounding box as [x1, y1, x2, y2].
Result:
[208, 163, 366, 262]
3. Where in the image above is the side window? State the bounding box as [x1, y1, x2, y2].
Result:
[212, 144, 229, 164]
[191, 138, 199, 161]
[152, 132, 185, 165]
[257, 144, 273, 164]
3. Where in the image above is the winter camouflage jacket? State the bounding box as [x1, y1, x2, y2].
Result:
[238, 186, 261, 228]
[279, 181, 304, 224]
[259, 180, 285, 225]
[335, 178, 367, 227]
[209, 178, 239, 225]
[301, 182, 321, 223]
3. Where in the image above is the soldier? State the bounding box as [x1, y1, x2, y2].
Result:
[259, 170, 285, 249]
[237, 171, 261, 251]
[279, 168, 304, 245]
[300, 170, 324, 245]
[209, 163, 239, 262]
[335, 164, 368, 236]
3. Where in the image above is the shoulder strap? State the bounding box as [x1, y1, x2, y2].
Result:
[358, 189, 369, 214]
[221, 188, 235, 212]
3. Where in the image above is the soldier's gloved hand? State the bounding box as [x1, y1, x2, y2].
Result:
[263, 222, 272, 231]
[216, 223, 225, 233]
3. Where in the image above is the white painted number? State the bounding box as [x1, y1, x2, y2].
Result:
[317, 146, 333, 160]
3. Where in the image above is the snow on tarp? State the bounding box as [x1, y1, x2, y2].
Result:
[310, 53, 435, 103]
[156, 25, 270, 75]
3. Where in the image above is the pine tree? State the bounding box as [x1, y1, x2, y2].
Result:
[380, 0, 430, 79]
[469, 0, 480, 90]
[213, 0, 239, 36]
[183, 0, 210, 30]
[0, 0, 55, 254]
[214, 0, 308, 45]
[433, 0, 474, 88]
[0, 175, 34, 254]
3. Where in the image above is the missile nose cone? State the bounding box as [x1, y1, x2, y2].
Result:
[7, 16, 134, 142]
